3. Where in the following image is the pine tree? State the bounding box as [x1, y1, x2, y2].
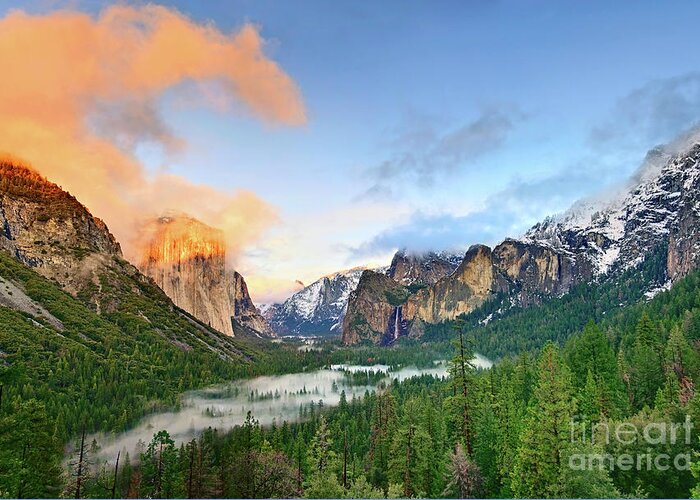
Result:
[304, 415, 341, 498]
[368, 390, 396, 489]
[344, 475, 384, 499]
[565, 321, 627, 417]
[629, 317, 664, 409]
[229, 411, 262, 498]
[664, 325, 697, 406]
[249, 441, 299, 498]
[511, 343, 575, 497]
[139, 430, 181, 499]
[307, 415, 337, 475]
[0, 399, 63, 498]
[556, 443, 620, 498]
[388, 399, 433, 498]
[446, 321, 476, 454]
[472, 380, 499, 495]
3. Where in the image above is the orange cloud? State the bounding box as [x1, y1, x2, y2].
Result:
[0, 4, 303, 264]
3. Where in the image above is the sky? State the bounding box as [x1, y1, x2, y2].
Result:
[2, 0, 700, 303]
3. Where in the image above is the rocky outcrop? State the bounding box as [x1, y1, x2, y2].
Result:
[387, 250, 462, 286]
[138, 214, 274, 338]
[403, 245, 506, 324]
[343, 242, 569, 345]
[229, 271, 274, 336]
[343, 141, 700, 345]
[491, 239, 578, 303]
[341, 270, 409, 345]
[0, 160, 127, 304]
[664, 150, 700, 279]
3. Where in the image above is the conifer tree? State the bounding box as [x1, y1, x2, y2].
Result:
[388, 399, 433, 498]
[0, 399, 63, 498]
[511, 343, 575, 497]
[304, 415, 342, 498]
[629, 316, 665, 409]
[446, 320, 476, 454]
[443, 443, 484, 498]
[140, 430, 181, 499]
[368, 390, 396, 488]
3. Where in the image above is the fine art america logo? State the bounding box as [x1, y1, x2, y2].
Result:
[569, 416, 693, 471]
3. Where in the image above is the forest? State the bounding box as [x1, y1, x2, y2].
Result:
[4, 255, 700, 498]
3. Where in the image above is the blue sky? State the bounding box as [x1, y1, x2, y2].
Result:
[4, 0, 700, 301]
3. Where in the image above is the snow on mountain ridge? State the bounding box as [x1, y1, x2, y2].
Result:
[266, 267, 367, 336]
[525, 142, 700, 275]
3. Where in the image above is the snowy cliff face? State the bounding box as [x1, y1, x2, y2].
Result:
[266, 268, 366, 336]
[525, 143, 700, 279]
[138, 214, 274, 337]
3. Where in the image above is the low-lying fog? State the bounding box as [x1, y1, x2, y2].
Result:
[89, 355, 492, 463]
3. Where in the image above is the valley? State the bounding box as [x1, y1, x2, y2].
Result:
[3, 136, 700, 498]
[2, 3, 700, 497]
[88, 355, 492, 466]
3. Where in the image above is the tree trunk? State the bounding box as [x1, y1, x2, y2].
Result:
[111, 451, 120, 499]
[459, 329, 473, 455]
[75, 428, 86, 499]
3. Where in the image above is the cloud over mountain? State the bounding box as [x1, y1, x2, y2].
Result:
[0, 4, 305, 263]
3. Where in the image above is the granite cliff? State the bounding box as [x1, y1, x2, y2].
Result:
[138, 214, 274, 337]
[342, 140, 700, 345]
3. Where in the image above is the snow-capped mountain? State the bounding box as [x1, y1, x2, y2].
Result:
[343, 137, 700, 345]
[524, 140, 700, 280]
[265, 267, 367, 336]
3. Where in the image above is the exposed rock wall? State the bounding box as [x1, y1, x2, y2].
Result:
[342, 242, 570, 345]
[0, 161, 126, 305]
[341, 270, 409, 345]
[403, 245, 505, 324]
[139, 214, 274, 337]
[387, 250, 461, 286]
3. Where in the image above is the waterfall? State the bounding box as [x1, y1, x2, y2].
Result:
[393, 306, 401, 341]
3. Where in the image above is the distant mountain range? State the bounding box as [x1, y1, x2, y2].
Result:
[342, 138, 700, 345]
[263, 250, 464, 337]
[7, 133, 700, 347]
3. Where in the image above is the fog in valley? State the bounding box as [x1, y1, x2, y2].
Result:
[88, 355, 492, 464]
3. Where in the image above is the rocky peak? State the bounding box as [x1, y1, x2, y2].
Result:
[387, 249, 462, 286]
[268, 267, 366, 336]
[0, 160, 123, 300]
[402, 244, 507, 327]
[341, 270, 410, 345]
[138, 214, 274, 338]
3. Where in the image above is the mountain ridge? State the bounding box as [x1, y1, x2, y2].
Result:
[266, 249, 464, 337]
[342, 140, 700, 345]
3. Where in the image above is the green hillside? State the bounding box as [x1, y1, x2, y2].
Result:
[0, 250, 317, 441]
